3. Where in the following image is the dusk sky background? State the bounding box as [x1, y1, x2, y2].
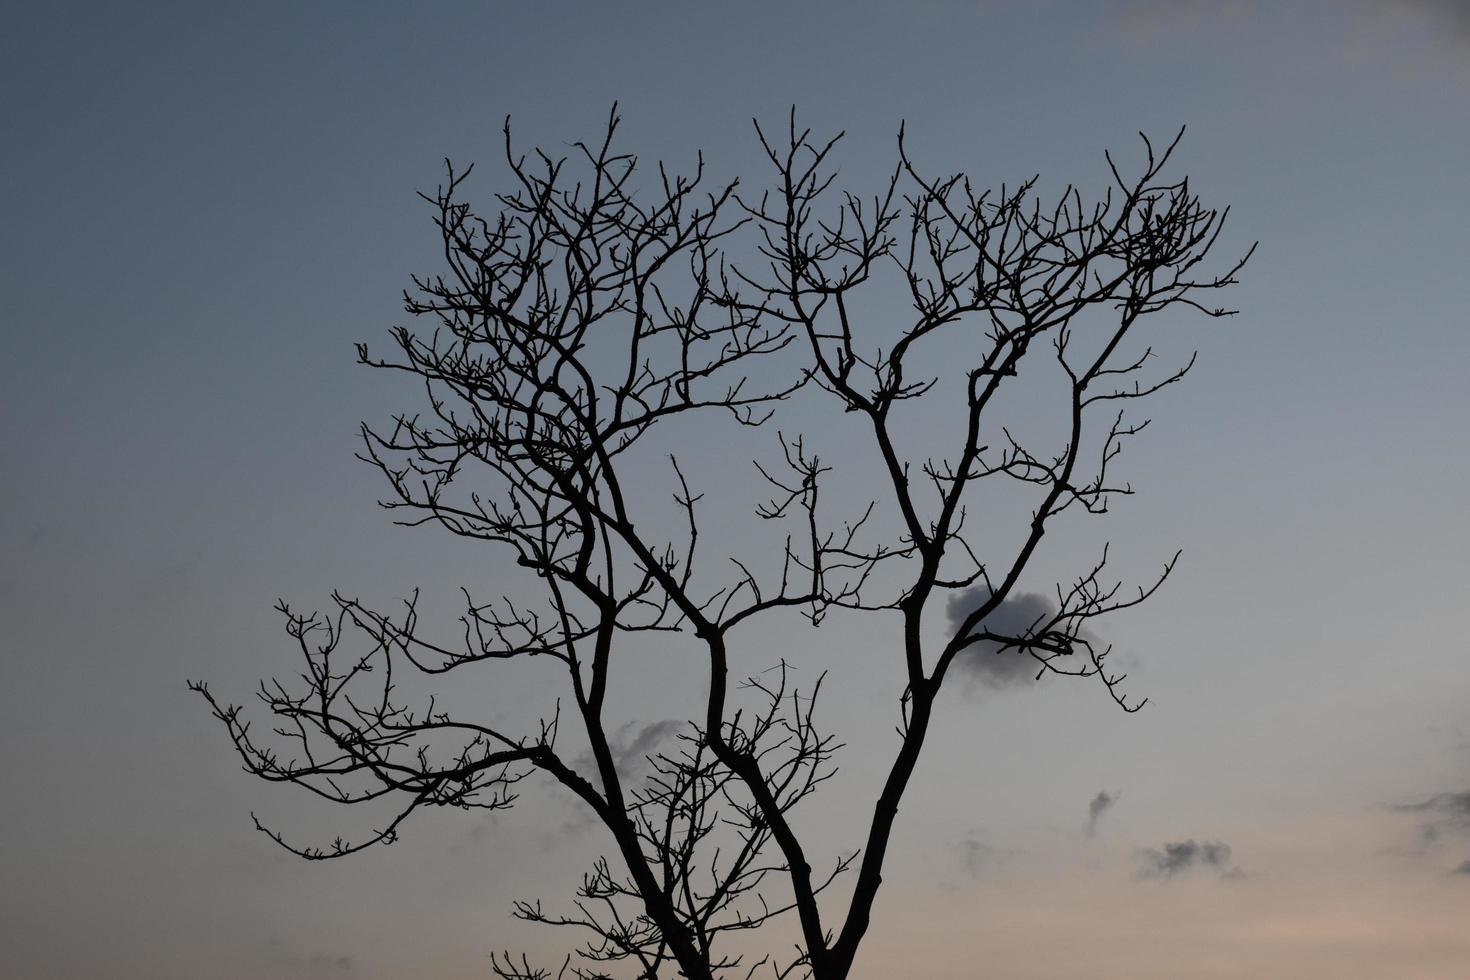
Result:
[4, 2, 1470, 978]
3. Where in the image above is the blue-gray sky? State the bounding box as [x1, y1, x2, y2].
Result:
[3, 2, 1469, 977]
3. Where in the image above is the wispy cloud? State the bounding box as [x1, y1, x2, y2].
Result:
[1391, 789, 1470, 873]
[1393, 0, 1470, 36]
[552, 720, 686, 841]
[1392, 789, 1470, 846]
[1392, 790, 1470, 827]
[1136, 839, 1242, 880]
[1107, 0, 1470, 48]
[1086, 790, 1117, 838]
[954, 831, 1020, 881]
[617, 719, 683, 774]
[574, 719, 684, 779]
[265, 938, 357, 975]
[1104, 0, 1269, 44]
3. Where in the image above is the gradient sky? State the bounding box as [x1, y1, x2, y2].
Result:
[4, 2, 1470, 978]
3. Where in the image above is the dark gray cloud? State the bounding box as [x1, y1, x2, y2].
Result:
[449, 812, 503, 853]
[954, 831, 1020, 881]
[1136, 839, 1240, 880]
[573, 719, 684, 780]
[265, 938, 357, 975]
[125, 547, 207, 608]
[300, 955, 355, 975]
[1104, 0, 1265, 43]
[1111, 0, 1470, 44]
[1086, 790, 1116, 837]
[617, 719, 683, 773]
[1392, 790, 1470, 859]
[1454, 859, 1470, 876]
[556, 720, 686, 840]
[945, 588, 1056, 690]
[1393, 790, 1470, 827]
[1396, 0, 1470, 36]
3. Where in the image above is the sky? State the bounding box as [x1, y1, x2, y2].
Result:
[3, 1, 1469, 977]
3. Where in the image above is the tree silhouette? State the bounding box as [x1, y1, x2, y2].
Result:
[192, 106, 1250, 980]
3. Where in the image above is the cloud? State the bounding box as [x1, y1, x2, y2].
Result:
[1108, 0, 1470, 48]
[945, 588, 1057, 690]
[573, 719, 684, 780]
[1392, 790, 1470, 827]
[302, 955, 356, 974]
[1086, 790, 1116, 837]
[265, 938, 357, 975]
[449, 812, 504, 853]
[1391, 790, 1470, 863]
[1393, 0, 1470, 36]
[1136, 839, 1242, 880]
[1104, 0, 1263, 44]
[617, 719, 683, 773]
[556, 720, 685, 841]
[954, 832, 1020, 880]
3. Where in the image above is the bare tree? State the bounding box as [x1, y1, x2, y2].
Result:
[192, 106, 1250, 980]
